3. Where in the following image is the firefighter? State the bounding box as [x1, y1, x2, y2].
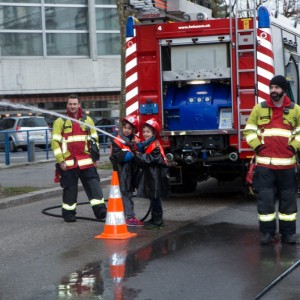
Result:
[134, 118, 170, 229]
[110, 114, 144, 226]
[244, 75, 300, 245]
[51, 94, 107, 222]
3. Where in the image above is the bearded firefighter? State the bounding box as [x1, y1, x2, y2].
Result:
[244, 75, 300, 245]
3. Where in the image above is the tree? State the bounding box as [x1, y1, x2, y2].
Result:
[116, 0, 130, 121]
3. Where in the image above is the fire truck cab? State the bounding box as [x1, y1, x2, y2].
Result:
[125, 0, 300, 193]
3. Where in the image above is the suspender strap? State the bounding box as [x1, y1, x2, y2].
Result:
[145, 141, 168, 164]
[113, 136, 131, 151]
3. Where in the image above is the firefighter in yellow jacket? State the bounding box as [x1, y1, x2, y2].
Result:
[51, 94, 107, 222]
[244, 75, 300, 245]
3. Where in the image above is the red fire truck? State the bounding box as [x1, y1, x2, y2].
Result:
[125, 0, 300, 192]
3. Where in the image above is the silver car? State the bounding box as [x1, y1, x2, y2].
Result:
[0, 116, 52, 152]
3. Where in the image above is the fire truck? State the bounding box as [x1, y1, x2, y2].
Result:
[125, 0, 300, 193]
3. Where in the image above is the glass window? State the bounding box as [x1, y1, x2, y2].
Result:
[95, 0, 116, 4]
[0, 33, 43, 55]
[97, 32, 120, 55]
[96, 7, 118, 30]
[1, 0, 40, 3]
[45, 0, 87, 3]
[47, 33, 89, 55]
[45, 7, 87, 30]
[0, 6, 41, 30]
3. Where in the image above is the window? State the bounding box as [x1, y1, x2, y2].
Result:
[0, 2, 119, 57]
[45, 0, 87, 3]
[96, 6, 120, 55]
[47, 33, 89, 55]
[45, 7, 88, 30]
[97, 32, 120, 55]
[0, 6, 41, 30]
[0, 32, 43, 55]
[95, 0, 115, 4]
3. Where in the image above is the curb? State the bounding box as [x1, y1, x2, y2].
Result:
[0, 153, 111, 169]
[0, 158, 56, 170]
[0, 175, 112, 210]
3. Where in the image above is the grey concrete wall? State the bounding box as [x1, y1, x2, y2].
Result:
[0, 57, 121, 95]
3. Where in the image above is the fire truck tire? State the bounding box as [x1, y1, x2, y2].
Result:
[171, 176, 197, 193]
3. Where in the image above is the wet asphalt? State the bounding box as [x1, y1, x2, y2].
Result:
[1, 158, 300, 299]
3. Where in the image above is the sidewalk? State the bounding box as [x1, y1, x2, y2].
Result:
[0, 153, 112, 209]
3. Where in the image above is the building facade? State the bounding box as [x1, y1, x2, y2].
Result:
[0, 0, 121, 123]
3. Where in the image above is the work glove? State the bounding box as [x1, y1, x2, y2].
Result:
[136, 142, 144, 153]
[54, 163, 61, 183]
[254, 145, 265, 154]
[90, 137, 100, 162]
[287, 145, 296, 154]
[123, 151, 133, 162]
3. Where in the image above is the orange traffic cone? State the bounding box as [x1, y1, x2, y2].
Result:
[95, 171, 137, 240]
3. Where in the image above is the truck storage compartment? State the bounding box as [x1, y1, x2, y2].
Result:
[163, 82, 231, 131]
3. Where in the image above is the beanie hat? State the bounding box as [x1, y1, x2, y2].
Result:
[269, 75, 288, 91]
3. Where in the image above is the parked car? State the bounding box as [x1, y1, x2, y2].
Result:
[0, 116, 52, 152]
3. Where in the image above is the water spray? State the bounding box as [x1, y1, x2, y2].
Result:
[0, 99, 126, 145]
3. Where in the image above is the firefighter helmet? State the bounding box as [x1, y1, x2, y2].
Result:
[122, 114, 139, 130]
[145, 118, 160, 133]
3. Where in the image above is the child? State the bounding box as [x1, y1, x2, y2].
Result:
[110, 114, 144, 226]
[135, 118, 170, 229]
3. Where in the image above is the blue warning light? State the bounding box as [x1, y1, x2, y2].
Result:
[258, 6, 270, 28]
[126, 16, 135, 38]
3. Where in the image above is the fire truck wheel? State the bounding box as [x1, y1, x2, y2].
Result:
[171, 178, 197, 194]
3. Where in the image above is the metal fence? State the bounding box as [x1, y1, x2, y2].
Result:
[0, 125, 116, 166]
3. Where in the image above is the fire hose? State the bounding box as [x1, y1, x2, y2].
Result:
[41, 197, 152, 223]
[254, 258, 300, 299]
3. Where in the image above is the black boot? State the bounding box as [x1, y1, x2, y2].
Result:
[63, 214, 76, 223]
[145, 212, 164, 229]
[144, 215, 154, 226]
[94, 204, 107, 221]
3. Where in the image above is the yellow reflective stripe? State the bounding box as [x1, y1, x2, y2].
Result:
[256, 156, 296, 166]
[52, 134, 62, 141]
[246, 133, 258, 143]
[278, 212, 297, 221]
[62, 140, 67, 154]
[90, 198, 105, 206]
[258, 128, 291, 138]
[244, 124, 258, 131]
[66, 135, 87, 142]
[78, 158, 93, 166]
[293, 127, 300, 134]
[258, 213, 276, 222]
[62, 203, 76, 210]
[65, 159, 75, 166]
[294, 136, 300, 142]
[105, 211, 126, 225]
[53, 148, 62, 156]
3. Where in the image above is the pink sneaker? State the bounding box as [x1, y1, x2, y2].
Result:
[126, 217, 144, 227]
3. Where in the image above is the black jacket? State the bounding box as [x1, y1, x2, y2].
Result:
[134, 143, 170, 199]
[110, 134, 139, 193]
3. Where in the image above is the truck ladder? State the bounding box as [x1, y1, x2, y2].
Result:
[234, 0, 258, 154]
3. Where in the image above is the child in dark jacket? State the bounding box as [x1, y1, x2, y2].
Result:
[135, 118, 170, 229]
[110, 115, 143, 226]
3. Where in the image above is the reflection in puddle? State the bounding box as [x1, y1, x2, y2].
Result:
[57, 223, 300, 299]
[58, 264, 104, 298]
